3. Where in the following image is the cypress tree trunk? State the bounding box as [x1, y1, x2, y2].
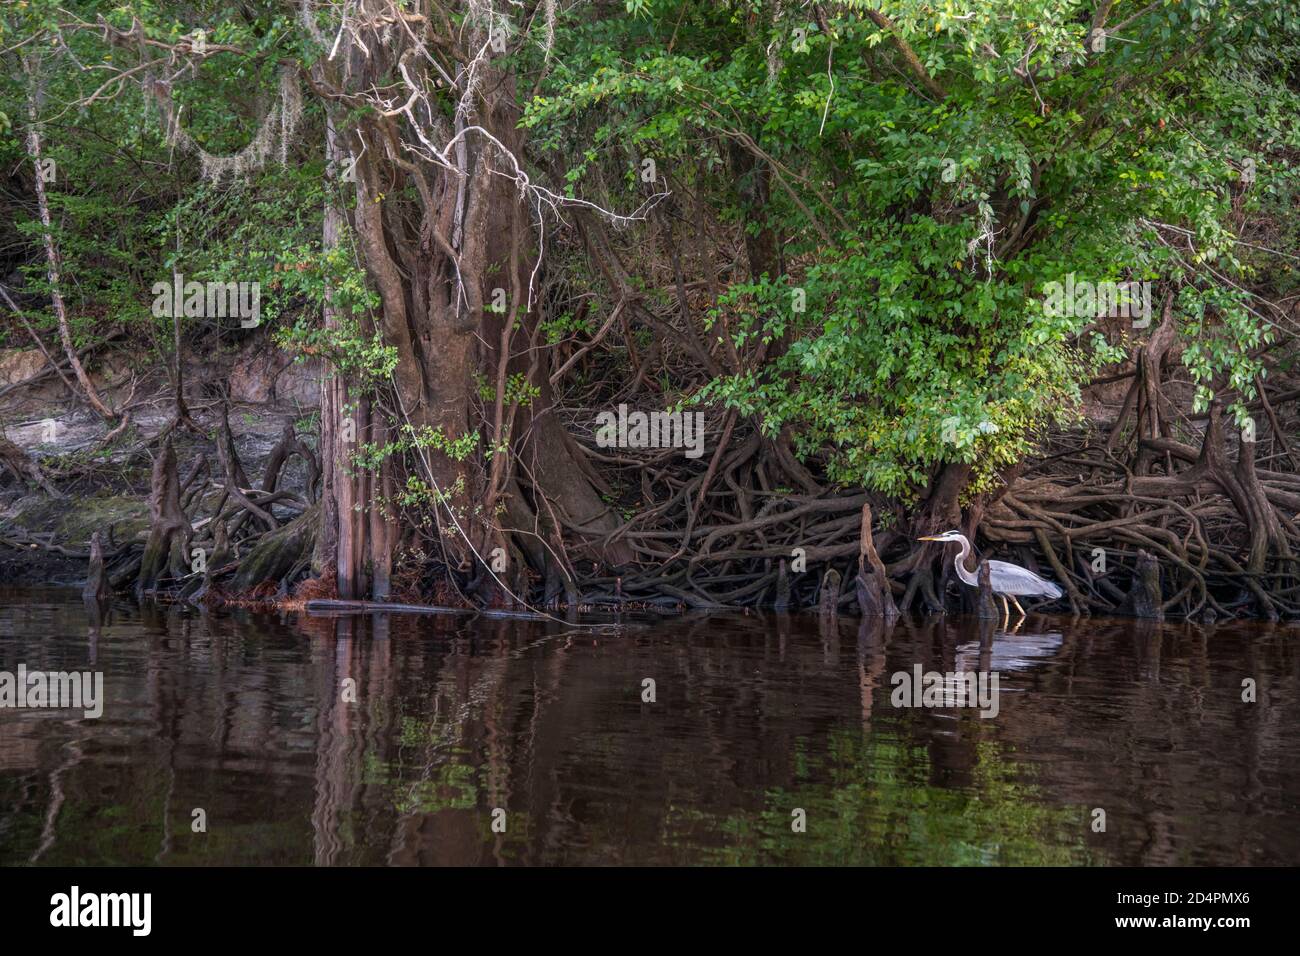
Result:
[304, 3, 632, 603]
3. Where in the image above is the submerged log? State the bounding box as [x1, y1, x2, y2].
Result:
[303, 599, 548, 620]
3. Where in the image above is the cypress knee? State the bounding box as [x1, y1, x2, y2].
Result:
[1116, 550, 1163, 620]
[976, 561, 999, 621]
[83, 531, 111, 602]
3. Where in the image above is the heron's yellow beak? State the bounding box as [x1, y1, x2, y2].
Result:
[917, 535, 942, 542]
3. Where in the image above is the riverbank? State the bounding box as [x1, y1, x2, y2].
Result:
[2, 331, 1298, 621]
[1, 332, 319, 587]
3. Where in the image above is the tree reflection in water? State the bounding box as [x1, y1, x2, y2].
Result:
[0, 591, 1296, 866]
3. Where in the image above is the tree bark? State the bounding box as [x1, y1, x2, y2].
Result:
[975, 560, 999, 621]
[83, 531, 112, 602]
[1116, 549, 1164, 620]
[23, 54, 116, 424]
[304, 10, 634, 604]
[137, 437, 189, 595]
[856, 504, 899, 620]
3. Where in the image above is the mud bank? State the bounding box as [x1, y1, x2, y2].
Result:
[1, 332, 321, 588]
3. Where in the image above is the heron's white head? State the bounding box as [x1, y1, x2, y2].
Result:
[917, 529, 964, 543]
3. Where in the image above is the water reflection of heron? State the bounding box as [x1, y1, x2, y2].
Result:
[919, 530, 1063, 623]
[955, 630, 1065, 673]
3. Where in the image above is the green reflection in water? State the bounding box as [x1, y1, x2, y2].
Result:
[666, 732, 1104, 866]
[373, 717, 481, 815]
[393, 758, 479, 815]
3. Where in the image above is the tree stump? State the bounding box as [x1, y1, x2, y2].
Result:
[1116, 549, 1164, 620]
[856, 504, 899, 621]
[818, 567, 841, 616]
[773, 559, 791, 610]
[137, 437, 190, 596]
[82, 531, 112, 602]
[975, 560, 1000, 621]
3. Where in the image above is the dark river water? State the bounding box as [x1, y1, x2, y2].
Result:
[0, 588, 1296, 866]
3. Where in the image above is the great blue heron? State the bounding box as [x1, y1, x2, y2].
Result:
[918, 530, 1063, 622]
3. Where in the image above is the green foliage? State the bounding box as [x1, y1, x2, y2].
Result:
[527, 0, 1300, 498]
[354, 422, 479, 472]
[1, 0, 321, 353]
[272, 229, 395, 389]
[3, 0, 1297, 509]
[540, 307, 595, 343]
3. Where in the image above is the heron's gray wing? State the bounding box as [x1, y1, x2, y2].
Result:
[986, 560, 1063, 598]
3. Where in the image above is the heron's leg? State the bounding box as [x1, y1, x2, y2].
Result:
[1009, 594, 1026, 619]
[998, 594, 1009, 627]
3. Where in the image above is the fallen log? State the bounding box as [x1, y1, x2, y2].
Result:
[303, 599, 549, 621]
[0, 436, 62, 498]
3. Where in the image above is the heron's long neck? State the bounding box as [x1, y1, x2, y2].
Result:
[953, 537, 979, 588]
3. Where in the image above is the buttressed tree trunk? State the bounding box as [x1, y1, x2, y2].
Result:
[303, 1, 632, 604]
[314, 114, 394, 600]
[138, 437, 190, 596]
